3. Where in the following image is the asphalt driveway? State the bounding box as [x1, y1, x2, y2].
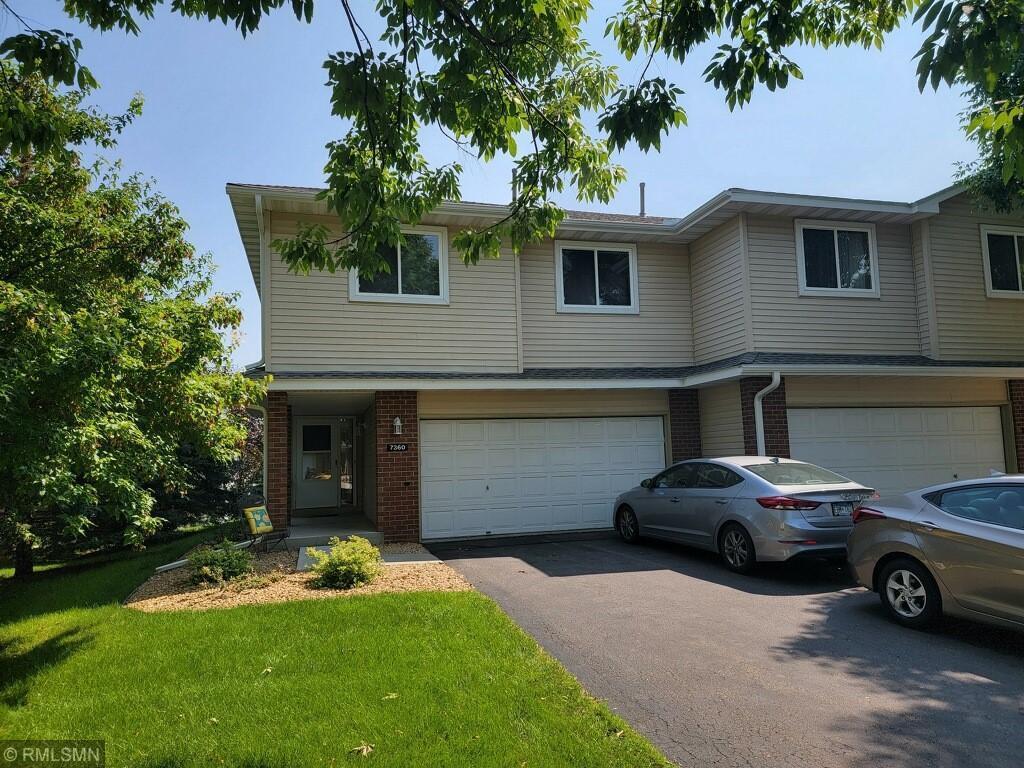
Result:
[431, 535, 1024, 768]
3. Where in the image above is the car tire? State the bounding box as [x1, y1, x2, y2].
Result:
[616, 506, 641, 544]
[877, 557, 942, 630]
[719, 523, 756, 574]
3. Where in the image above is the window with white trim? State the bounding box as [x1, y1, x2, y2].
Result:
[349, 226, 449, 304]
[980, 225, 1024, 298]
[795, 220, 879, 297]
[554, 241, 639, 313]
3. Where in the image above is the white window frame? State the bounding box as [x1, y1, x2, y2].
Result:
[349, 224, 450, 305]
[553, 240, 640, 314]
[980, 224, 1024, 299]
[794, 219, 881, 298]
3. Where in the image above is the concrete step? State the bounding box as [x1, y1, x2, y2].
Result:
[286, 529, 383, 548]
[296, 546, 437, 571]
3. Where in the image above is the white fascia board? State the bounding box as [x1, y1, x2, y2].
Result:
[668, 191, 734, 235]
[268, 377, 686, 391]
[229, 185, 682, 235]
[911, 184, 965, 210]
[680, 366, 746, 387]
[739, 364, 1024, 378]
[728, 189, 933, 215]
[669, 187, 952, 238]
[263, 364, 1024, 393]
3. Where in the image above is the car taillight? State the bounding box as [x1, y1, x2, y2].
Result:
[756, 496, 822, 510]
[852, 506, 886, 524]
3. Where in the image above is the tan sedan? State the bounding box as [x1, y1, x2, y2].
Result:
[848, 476, 1024, 630]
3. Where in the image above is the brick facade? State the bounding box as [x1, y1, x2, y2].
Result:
[668, 389, 702, 461]
[740, 376, 791, 457]
[265, 391, 291, 528]
[1009, 380, 1024, 473]
[375, 391, 420, 543]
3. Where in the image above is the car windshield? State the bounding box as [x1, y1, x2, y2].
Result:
[746, 462, 850, 486]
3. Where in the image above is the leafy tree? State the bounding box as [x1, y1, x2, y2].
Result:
[913, 0, 1024, 212]
[0, 64, 263, 577]
[956, 52, 1024, 212]
[1, 0, 1019, 273]
[230, 409, 265, 502]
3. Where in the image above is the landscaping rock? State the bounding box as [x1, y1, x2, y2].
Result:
[125, 547, 471, 612]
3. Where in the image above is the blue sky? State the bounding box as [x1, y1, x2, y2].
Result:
[8, 2, 974, 367]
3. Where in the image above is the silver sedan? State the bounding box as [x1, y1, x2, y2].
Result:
[848, 476, 1024, 631]
[614, 456, 874, 573]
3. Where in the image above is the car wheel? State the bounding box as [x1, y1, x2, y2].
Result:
[616, 506, 640, 544]
[878, 558, 942, 629]
[719, 523, 756, 574]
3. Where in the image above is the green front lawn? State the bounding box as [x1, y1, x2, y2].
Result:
[0, 536, 670, 767]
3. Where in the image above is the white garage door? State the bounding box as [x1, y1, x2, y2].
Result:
[420, 417, 666, 540]
[788, 406, 1006, 496]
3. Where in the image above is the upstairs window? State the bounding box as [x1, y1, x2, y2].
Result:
[981, 225, 1024, 298]
[795, 220, 879, 297]
[555, 241, 639, 313]
[350, 226, 448, 304]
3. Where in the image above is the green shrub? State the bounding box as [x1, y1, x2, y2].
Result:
[188, 539, 254, 585]
[307, 536, 383, 589]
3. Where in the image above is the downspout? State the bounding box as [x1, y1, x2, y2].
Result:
[753, 371, 782, 456]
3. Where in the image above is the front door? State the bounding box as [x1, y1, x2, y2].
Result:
[295, 420, 339, 510]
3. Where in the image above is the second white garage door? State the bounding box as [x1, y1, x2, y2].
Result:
[420, 417, 666, 540]
[788, 406, 1006, 496]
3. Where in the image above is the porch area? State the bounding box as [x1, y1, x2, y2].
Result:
[287, 510, 381, 547]
[266, 389, 418, 544]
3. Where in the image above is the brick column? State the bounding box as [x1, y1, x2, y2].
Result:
[740, 376, 790, 457]
[1009, 380, 1024, 472]
[375, 391, 420, 543]
[668, 389, 702, 462]
[266, 391, 291, 529]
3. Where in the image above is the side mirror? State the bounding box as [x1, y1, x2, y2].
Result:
[640, 478, 654, 490]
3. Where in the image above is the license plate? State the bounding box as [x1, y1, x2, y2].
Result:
[831, 502, 854, 516]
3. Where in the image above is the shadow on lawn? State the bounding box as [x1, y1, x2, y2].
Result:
[0, 527, 224, 625]
[0, 627, 93, 708]
[775, 590, 1024, 768]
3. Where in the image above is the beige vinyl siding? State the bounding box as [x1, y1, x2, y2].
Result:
[268, 215, 520, 372]
[911, 221, 935, 356]
[746, 216, 920, 353]
[520, 241, 693, 367]
[927, 194, 1024, 359]
[419, 389, 669, 419]
[786, 376, 1009, 407]
[690, 217, 749, 361]
[698, 382, 744, 456]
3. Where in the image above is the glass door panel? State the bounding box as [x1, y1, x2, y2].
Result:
[295, 421, 339, 509]
[339, 419, 355, 505]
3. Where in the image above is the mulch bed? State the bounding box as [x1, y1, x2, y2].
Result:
[124, 544, 472, 613]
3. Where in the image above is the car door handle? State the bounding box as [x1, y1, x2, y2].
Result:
[669, 497, 681, 503]
[714, 499, 729, 505]
[917, 521, 940, 531]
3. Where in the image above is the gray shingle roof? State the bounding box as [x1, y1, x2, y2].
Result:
[245, 352, 1024, 380]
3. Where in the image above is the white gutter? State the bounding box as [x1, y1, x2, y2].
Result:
[753, 371, 782, 456]
[225, 184, 683, 236]
[737, 364, 1024, 379]
[261, 362, 1024, 394]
